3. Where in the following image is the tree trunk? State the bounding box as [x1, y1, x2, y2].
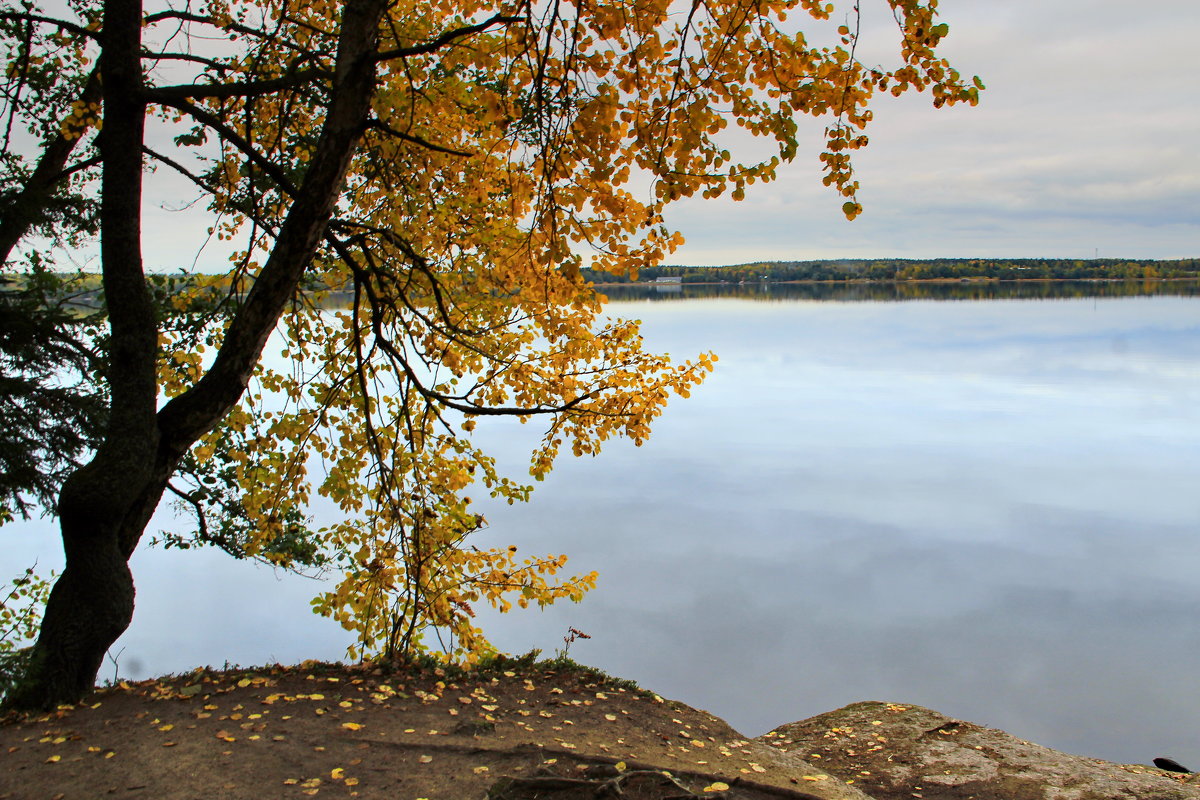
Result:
[3, 0, 388, 711]
[3, 531, 134, 708]
[3, 0, 158, 711]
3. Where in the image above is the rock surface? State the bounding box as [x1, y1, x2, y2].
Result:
[758, 701, 1200, 800]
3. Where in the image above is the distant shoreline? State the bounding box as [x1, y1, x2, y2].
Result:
[590, 276, 1200, 287]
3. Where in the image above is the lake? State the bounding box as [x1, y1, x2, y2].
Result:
[5, 281, 1199, 766]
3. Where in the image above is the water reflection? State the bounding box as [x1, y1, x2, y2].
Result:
[465, 293, 1200, 765]
[4, 290, 1198, 766]
[596, 278, 1200, 303]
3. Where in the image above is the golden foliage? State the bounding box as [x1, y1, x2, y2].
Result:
[126, 0, 976, 661]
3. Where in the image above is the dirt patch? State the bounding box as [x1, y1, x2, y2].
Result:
[0, 660, 861, 800]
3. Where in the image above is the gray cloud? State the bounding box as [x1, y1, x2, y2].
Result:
[665, 0, 1200, 262]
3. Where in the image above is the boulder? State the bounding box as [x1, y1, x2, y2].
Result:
[757, 701, 1200, 800]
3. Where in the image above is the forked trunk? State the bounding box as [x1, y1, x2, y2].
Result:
[3, 0, 386, 711]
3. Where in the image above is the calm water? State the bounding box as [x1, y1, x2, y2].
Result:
[5, 286, 1199, 765]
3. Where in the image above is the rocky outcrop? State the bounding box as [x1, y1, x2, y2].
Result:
[756, 701, 1200, 800]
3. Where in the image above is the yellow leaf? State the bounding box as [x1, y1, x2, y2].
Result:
[342, 722, 363, 731]
[704, 782, 729, 792]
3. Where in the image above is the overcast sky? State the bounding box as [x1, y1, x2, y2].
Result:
[661, 0, 1200, 264]
[123, 0, 1200, 269]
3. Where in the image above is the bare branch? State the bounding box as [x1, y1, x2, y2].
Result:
[154, 96, 301, 198]
[141, 49, 229, 71]
[147, 66, 330, 102]
[142, 9, 270, 43]
[368, 118, 473, 157]
[0, 10, 99, 41]
[375, 14, 525, 61]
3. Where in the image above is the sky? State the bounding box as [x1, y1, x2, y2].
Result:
[124, 0, 1200, 270]
[659, 0, 1200, 264]
[117, 0, 1198, 269]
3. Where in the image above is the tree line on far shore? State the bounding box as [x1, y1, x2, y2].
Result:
[582, 258, 1200, 285]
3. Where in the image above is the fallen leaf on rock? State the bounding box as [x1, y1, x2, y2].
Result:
[418, 755, 433, 763]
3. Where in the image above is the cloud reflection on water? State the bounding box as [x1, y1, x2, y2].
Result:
[4, 294, 1198, 765]
[465, 295, 1200, 764]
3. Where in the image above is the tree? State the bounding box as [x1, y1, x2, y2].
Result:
[0, 0, 978, 709]
[0, 267, 107, 522]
